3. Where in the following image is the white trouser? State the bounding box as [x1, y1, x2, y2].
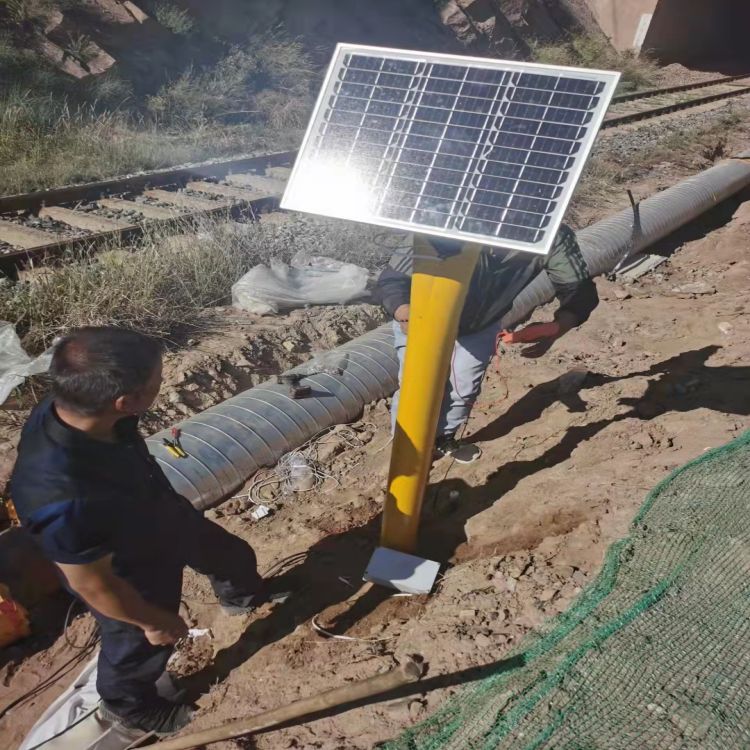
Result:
[390, 320, 499, 438]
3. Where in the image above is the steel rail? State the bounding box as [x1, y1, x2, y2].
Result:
[603, 85, 750, 129]
[611, 74, 750, 104]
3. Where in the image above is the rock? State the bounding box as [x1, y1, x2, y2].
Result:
[317, 438, 345, 463]
[554, 565, 576, 580]
[282, 340, 296, 352]
[385, 698, 411, 720]
[486, 610, 503, 622]
[168, 390, 182, 404]
[516, 609, 545, 629]
[459, 608, 478, 621]
[350, 494, 368, 509]
[223, 499, 243, 515]
[718, 322, 734, 336]
[537, 587, 558, 603]
[408, 699, 427, 722]
[631, 431, 654, 449]
[474, 633, 492, 649]
[572, 570, 588, 586]
[671, 282, 715, 295]
[613, 286, 631, 300]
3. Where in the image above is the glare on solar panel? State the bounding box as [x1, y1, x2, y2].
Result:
[281, 44, 620, 255]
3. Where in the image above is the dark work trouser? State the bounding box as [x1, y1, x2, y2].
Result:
[94, 507, 262, 720]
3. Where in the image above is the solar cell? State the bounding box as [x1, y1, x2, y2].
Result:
[282, 44, 620, 255]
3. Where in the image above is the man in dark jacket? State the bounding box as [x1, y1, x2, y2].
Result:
[376, 225, 598, 463]
[9, 327, 285, 736]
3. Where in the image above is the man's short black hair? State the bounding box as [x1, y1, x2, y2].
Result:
[50, 327, 163, 415]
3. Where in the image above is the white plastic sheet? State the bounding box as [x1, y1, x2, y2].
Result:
[18, 654, 144, 750]
[231, 254, 368, 315]
[0, 322, 51, 405]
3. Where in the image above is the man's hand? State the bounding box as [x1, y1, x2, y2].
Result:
[57, 555, 187, 643]
[394, 303, 410, 335]
[501, 321, 562, 358]
[143, 612, 189, 645]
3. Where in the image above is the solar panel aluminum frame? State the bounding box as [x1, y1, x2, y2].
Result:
[281, 44, 621, 256]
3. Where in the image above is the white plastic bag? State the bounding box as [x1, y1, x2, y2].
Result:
[0, 322, 52, 405]
[231, 254, 368, 314]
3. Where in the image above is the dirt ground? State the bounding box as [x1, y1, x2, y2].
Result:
[165, 192, 750, 750]
[2, 117, 750, 748]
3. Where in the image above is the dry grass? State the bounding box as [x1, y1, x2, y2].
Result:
[0, 215, 393, 352]
[568, 106, 744, 226]
[531, 35, 661, 93]
[566, 155, 625, 226]
[146, 39, 317, 130]
[0, 222, 247, 351]
[152, 1, 195, 36]
[0, 36, 315, 193]
[0, 94, 296, 193]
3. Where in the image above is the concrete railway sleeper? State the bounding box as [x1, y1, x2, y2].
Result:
[0, 151, 296, 276]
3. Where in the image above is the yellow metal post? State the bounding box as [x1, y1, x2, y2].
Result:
[381, 238, 480, 553]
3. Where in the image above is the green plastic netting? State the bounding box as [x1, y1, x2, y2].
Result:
[384, 432, 750, 750]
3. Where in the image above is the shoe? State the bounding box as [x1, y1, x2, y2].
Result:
[155, 671, 187, 703]
[435, 436, 482, 464]
[99, 698, 194, 736]
[220, 578, 293, 616]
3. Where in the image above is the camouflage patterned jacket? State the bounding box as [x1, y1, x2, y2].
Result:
[375, 224, 598, 336]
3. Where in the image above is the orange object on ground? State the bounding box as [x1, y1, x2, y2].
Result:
[0, 583, 31, 647]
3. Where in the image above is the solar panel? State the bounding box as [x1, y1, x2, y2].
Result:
[281, 45, 620, 255]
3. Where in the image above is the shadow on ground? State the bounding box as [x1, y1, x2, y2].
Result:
[182, 344, 750, 703]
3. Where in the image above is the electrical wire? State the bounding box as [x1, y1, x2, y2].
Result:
[0, 594, 100, 723]
[13, 552, 310, 743]
[244, 424, 375, 505]
[22, 704, 101, 750]
[0, 627, 98, 721]
[180, 551, 309, 607]
[310, 614, 397, 643]
[62, 598, 93, 650]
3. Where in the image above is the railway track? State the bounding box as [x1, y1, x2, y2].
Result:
[0, 151, 296, 275]
[603, 74, 750, 128]
[1, 75, 748, 275]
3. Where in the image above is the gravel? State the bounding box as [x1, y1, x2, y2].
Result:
[596, 99, 750, 163]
